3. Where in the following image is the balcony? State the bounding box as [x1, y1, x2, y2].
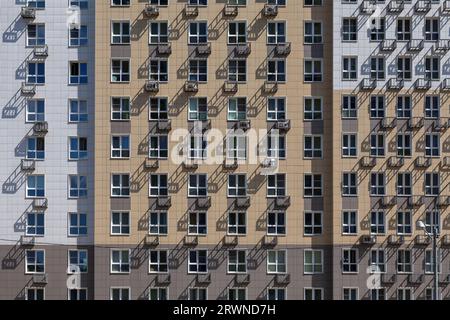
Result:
[144, 159, 159, 170]
[156, 274, 171, 286]
[432, 118, 449, 132]
[235, 196, 251, 208]
[184, 81, 199, 93]
[275, 42, 291, 56]
[196, 42, 212, 55]
[143, 4, 159, 17]
[223, 235, 238, 247]
[21, 159, 35, 172]
[408, 274, 424, 285]
[263, 4, 278, 17]
[20, 235, 35, 246]
[223, 160, 238, 170]
[21, 82, 36, 95]
[406, 40, 424, 52]
[275, 120, 291, 131]
[184, 5, 199, 17]
[442, 156, 450, 169]
[235, 120, 251, 131]
[223, 81, 238, 93]
[262, 235, 278, 247]
[157, 43, 172, 55]
[434, 40, 450, 54]
[359, 78, 376, 91]
[274, 274, 290, 285]
[414, 78, 431, 90]
[415, 235, 431, 246]
[263, 81, 278, 94]
[197, 196, 211, 209]
[387, 0, 404, 13]
[441, 78, 450, 91]
[235, 274, 251, 285]
[360, 0, 376, 14]
[157, 196, 171, 208]
[381, 196, 397, 207]
[408, 195, 423, 208]
[437, 195, 450, 207]
[33, 45, 48, 57]
[157, 120, 172, 132]
[144, 80, 159, 93]
[380, 39, 397, 52]
[182, 161, 198, 170]
[235, 43, 251, 56]
[387, 78, 403, 91]
[388, 235, 404, 246]
[415, 0, 431, 13]
[360, 235, 377, 245]
[408, 117, 424, 129]
[32, 198, 48, 210]
[224, 5, 238, 17]
[380, 117, 396, 130]
[444, 0, 450, 14]
[261, 158, 277, 169]
[183, 235, 199, 247]
[32, 122, 48, 135]
[32, 274, 48, 286]
[443, 235, 450, 246]
[381, 274, 396, 284]
[21, 7, 36, 20]
[360, 156, 376, 168]
[387, 156, 404, 168]
[196, 274, 211, 285]
[415, 157, 431, 168]
[275, 196, 291, 208]
[144, 235, 159, 246]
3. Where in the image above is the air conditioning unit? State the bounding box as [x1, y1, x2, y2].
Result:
[184, 81, 199, 93]
[360, 156, 376, 168]
[197, 43, 212, 55]
[32, 274, 48, 285]
[235, 43, 251, 56]
[275, 196, 291, 208]
[21, 83, 36, 95]
[263, 4, 278, 17]
[21, 7, 36, 19]
[183, 235, 199, 246]
[20, 235, 35, 246]
[415, 235, 431, 246]
[144, 159, 159, 170]
[388, 235, 404, 246]
[182, 161, 198, 170]
[262, 235, 278, 247]
[275, 120, 291, 131]
[415, 156, 431, 168]
[236, 120, 251, 130]
[360, 235, 377, 245]
[274, 274, 290, 285]
[145, 80, 159, 92]
[144, 235, 159, 246]
[224, 5, 238, 16]
[185, 5, 199, 17]
[223, 81, 238, 93]
[21, 159, 36, 172]
[223, 236, 238, 247]
[144, 4, 159, 17]
[32, 198, 48, 210]
[275, 43, 291, 56]
[261, 158, 277, 168]
[33, 45, 48, 57]
[33, 121, 48, 135]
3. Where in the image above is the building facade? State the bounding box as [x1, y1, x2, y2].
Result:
[0, 0, 450, 301]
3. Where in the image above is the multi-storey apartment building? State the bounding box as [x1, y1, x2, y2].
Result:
[94, 0, 333, 300]
[333, 0, 450, 300]
[0, 1, 95, 299]
[1, 0, 450, 301]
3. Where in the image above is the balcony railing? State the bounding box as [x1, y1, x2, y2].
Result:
[387, 0, 404, 13]
[143, 4, 159, 17]
[415, 0, 431, 13]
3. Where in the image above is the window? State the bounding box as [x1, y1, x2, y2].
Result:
[425, 57, 440, 80]
[69, 62, 88, 84]
[342, 172, 357, 196]
[304, 135, 322, 159]
[68, 289, 87, 301]
[149, 135, 168, 159]
[267, 211, 286, 236]
[149, 97, 168, 121]
[68, 250, 88, 273]
[26, 249, 45, 273]
[189, 59, 208, 82]
[425, 173, 440, 196]
[343, 288, 358, 301]
[342, 18, 357, 41]
[369, 17, 385, 41]
[342, 211, 357, 235]
[188, 250, 208, 273]
[68, 212, 87, 236]
[267, 174, 286, 197]
[425, 249, 441, 274]
[27, 137, 45, 160]
[189, 134, 208, 159]
[111, 174, 130, 197]
[267, 132, 286, 159]
[397, 211, 412, 235]
[27, 24, 45, 46]
[304, 21, 322, 44]
[26, 288, 44, 301]
[370, 289, 386, 301]
[110, 288, 130, 300]
[397, 288, 413, 301]
[149, 288, 168, 301]
[397, 250, 412, 273]
[304, 211, 322, 236]
[188, 174, 208, 197]
[69, 99, 88, 122]
[68, 175, 87, 198]
[149, 22, 169, 44]
[111, 59, 130, 82]
[27, 0, 45, 9]
[267, 250, 286, 274]
[70, 0, 88, 9]
[228, 250, 247, 273]
[227, 174, 247, 197]
[228, 288, 247, 301]
[268, 97, 286, 121]
[228, 211, 246, 235]
[228, 59, 247, 82]
[111, 21, 130, 44]
[111, 135, 130, 159]
[304, 174, 322, 197]
[425, 95, 440, 119]
[69, 137, 88, 160]
[149, 59, 168, 82]
[188, 22, 208, 44]
[304, 288, 323, 301]
[27, 62, 45, 84]
[397, 18, 411, 41]
[188, 97, 208, 121]
[304, 97, 322, 120]
[26, 212, 45, 236]
[267, 21, 286, 44]
[342, 57, 357, 80]
[111, 97, 130, 121]
[228, 97, 247, 120]
[397, 133, 412, 157]
[149, 250, 168, 273]
[342, 95, 357, 118]
[226, 134, 247, 160]
[267, 288, 286, 301]
[425, 18, 439, 41]
[69, 26, 88, 46]
[342, 134, 357, 157]
[26, 99, 45, 122]
[228, 22, 247, 44]
[425, 133, 440, 157]
[425, 210, 441, 235]
[369, 249, 386, 273]
[188, 211, 207, 235]
[342, 249, 358, 273]
[189, 288, 208, 301]
[267, 59, 286, 82]
[149, 174, 169, 197]
[397, 57, 411, 80]
[111, 211, 130, 235]
[370, 95, 385, 118]
[26, 175, 45, 198]
[304, 250, 323, 274]
[397, 172, 412, 196]
[304, 59, 322, 82]
[370, 173, 385, 196]
[111, 249, 130, 273]
[370, 57, 385, 80]
[149, 211, 168, 235]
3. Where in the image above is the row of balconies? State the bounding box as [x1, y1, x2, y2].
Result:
[380, 273, 450, 286]
[360, 0, 450, 15]
[379, 39, 449, 55]
[361, 234, 450, 246]
[143, 3, 280, 19]
[360, 78, 450, 91]
[360, 155, 450, 169]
